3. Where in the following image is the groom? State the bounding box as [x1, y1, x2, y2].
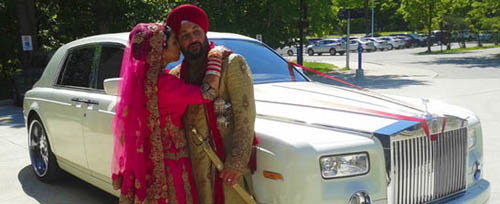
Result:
[166, 4, 256, 204]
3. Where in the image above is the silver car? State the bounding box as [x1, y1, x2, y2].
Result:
[379, 37, 405, 50]
[23, 31, 490, 203]
[364, 37, 391, 51]
[306, 39, 346, 56]
[353, 38, 377, 52]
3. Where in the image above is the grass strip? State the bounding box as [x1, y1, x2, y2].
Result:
[418, 45, 500, 55]
[292, 61, 339, 75]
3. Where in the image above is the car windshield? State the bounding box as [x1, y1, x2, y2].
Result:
[166, 39, 307, 84]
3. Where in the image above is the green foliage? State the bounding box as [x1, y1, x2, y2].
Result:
[467, 0, 500, 33]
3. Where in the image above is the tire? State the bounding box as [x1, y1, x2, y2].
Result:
[287, 50, 294, 56]
[318, 53, 322, 56]
[339, 52, 345, 56]
[388, 44, 394, 50]
[308, 49, 314, 56]
[28, 116, 61, 183]
[329, 48, 336, 56]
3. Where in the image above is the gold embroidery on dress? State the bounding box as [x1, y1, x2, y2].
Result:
[143, 23, 168, 202]
[166, 165, 177, 204]
[164, 115, 186, 149]
[182, 163, 193, 204]
[165, 148, 188, 160]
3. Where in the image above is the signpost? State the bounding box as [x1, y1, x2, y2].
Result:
[356, 43, 364, 80]
[338, 9, 365, 79]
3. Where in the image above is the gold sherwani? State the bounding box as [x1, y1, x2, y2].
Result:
[171, 53, 256, 204]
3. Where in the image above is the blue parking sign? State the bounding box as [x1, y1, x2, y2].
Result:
[22, 35, 33, 51]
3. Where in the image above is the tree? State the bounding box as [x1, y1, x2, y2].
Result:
[399, 0, 444, 52]
[467, 0, 500, 45]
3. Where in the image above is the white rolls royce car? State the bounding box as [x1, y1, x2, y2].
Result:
[23, 32, 490, 204]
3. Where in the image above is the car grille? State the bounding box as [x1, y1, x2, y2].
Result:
[391, 128, 467, 204]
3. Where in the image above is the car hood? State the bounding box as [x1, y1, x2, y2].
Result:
[254, 82, 471, 136]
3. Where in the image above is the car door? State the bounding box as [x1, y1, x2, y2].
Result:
[82, 43, 124, 181]
[45, 45, 98, 168]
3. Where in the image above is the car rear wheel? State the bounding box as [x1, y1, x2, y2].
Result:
[29, 116, 60, 183]
[329, 48, 336, 56]
[388, 44, 394, 50]
[287, 50, 294, 56]
[308, 49, 314, 56]
[339, 52, 345, 56]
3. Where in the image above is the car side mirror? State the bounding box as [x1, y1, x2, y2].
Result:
[103, 78, 121, 96]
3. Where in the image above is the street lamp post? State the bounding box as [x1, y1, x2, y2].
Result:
[371, 0, 374, 37]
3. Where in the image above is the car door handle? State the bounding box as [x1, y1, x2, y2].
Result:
[86, 100, 99, 105]
[71, 98, 99, 105]
[71, 98, 86, 103]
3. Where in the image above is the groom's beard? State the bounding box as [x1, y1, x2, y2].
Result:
[181, 37, 209, 61]
[182, 38, 210, 84]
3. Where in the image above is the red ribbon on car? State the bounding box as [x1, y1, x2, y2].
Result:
[289, 61, 439, 137]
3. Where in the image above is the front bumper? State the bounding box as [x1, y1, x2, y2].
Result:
[445, 179, 490, 204]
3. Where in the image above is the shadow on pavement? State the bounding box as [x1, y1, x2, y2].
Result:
[420, 55, 500, 69]
[18, 166, 117, 204]
[309, 73, 429, 89]
[0, 106, 25, 129]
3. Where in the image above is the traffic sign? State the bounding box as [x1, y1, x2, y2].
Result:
[338, 9, 365, 20]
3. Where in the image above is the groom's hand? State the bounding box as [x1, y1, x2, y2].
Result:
[220, 169, 241, 186]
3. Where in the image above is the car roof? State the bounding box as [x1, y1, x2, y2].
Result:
[63, 31, 260, 48]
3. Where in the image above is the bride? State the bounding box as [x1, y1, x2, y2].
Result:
[111, 23, 228, 204]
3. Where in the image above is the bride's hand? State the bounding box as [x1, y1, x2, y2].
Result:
[203, 74, 220, 91]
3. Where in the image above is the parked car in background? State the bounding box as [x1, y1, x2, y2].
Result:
[432, 30, 451, 45]
[306, 39, 346, 56]
[353, 38, 376, 52]
[407, 33, 428, 47]
[379, 37, 405, 49]
[307, 38, 322, 46]
[451, 30, 476, 41]
[479, 32, 493, 42]
[393, 36, 413, 48]
[364, 37, 391, 51]
[23, 31, 490, 204]
[276, 45, 298, 56]
[390, 34, 423, 47]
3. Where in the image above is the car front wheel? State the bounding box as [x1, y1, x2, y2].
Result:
[287, 50, 294, 56]
[29, 116, 60, 183]
[308, 49, 314, 56]
[329, 48, 336, 56]
[388, 44, 394, 50]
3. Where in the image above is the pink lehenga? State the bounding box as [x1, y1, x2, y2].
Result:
[111, 23, 216, 204]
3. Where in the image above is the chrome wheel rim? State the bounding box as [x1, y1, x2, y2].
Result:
[29, 120, 49, 177]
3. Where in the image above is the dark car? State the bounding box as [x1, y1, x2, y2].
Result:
[11, 51, 53, 106]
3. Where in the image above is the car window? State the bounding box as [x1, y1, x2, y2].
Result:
[57, 46, 97, 88]
[212, 39, 307, 84]
[94, 45, 124, 89]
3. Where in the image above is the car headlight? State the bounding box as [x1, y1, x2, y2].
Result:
[467, 122, 481, 150]
[320, 152, 369, 179]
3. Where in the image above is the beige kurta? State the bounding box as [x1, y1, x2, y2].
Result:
[171, 53, 256, 204]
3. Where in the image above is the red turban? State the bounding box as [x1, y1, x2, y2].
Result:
[166, 4, 209, 35]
